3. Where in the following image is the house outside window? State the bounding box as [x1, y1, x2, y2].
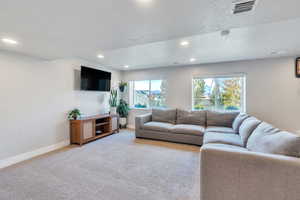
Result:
[129, 80, 167, 109]
[192, 75, 246, 112]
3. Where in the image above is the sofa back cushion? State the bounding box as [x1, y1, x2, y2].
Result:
[176, 109, 206, 126]
[247, 122, 300, 157]
[152, 108, 177, 124]
[206, 111, 239, 127]
[239, 117, 261, 146]
[232, 113, 249, 132]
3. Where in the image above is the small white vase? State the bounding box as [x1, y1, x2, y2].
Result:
[110, 107, 117, 115]
[120, 117, 127, 126]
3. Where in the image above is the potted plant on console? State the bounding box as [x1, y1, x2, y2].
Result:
[109, 89, 118, 115]
[117, 99, 130, 128]
[68, 109, 81, 120]
[119, 81, 128, 93]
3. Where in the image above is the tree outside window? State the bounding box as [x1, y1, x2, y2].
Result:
[193, 76, 245, 111]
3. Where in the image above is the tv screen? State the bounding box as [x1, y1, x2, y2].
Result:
[80, 66, 111, 91]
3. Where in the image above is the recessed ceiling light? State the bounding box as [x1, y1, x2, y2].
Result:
[180, 41, 190, 46]
[97, 54, 104, 59]
[136, 0, 153, 7]
[1, 38, 18, 45]
[136, 0, 153, 5]
[124, 65, 129, 68]
[137, 0, 152, 2]
[190, 58, 196, 62]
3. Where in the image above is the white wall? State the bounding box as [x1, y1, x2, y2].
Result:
[0, 51, 121, 161]
[122, 57, 300, 133]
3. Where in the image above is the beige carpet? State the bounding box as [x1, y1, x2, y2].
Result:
[0, 130, 200, 200]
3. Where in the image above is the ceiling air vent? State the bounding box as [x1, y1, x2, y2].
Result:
[233, 0, 256, 14]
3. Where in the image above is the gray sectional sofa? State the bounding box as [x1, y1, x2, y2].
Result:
[135, 108, 300, 200]
[135, 108, 241, 145]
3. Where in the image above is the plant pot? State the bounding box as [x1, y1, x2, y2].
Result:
[72, 115, 80, 120]
[110, 107, 117, 115]
[119, 85, 126, 92]
[120, 117, 127, 126]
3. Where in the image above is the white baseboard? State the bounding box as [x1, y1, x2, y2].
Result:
[0, 140, 70, 169]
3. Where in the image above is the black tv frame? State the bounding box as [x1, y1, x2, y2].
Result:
[80, 66, 111, 92]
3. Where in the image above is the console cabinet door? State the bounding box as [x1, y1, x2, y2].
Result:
[111, 115, 120, 132]
[82, 120, 95, 140]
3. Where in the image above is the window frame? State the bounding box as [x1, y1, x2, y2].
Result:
[191, 73, 246, 112]
[129, 79, 166, 109]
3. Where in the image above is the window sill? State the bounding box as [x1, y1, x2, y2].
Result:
[130, 107, 152, 111]
[192, 108, 243, 111]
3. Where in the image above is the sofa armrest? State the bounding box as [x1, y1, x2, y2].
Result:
[200, 145, 300, 200]
[135, 113, 152, 130]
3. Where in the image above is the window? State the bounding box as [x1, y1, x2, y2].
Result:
[129, 80, 167, 109]
[192, 75, 245, 111]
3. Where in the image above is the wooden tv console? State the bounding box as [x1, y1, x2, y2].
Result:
[70, 114, 119, 145]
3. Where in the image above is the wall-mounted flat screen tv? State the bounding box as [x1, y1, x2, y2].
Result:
[80, 66, 111, 91]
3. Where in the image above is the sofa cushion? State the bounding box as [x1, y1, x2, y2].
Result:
[176, 109, 206, 126]
[239, 117, 261, 146]
[143, 121, 174, 132]
[247, 122, 300, 157]
[206, 111, 239, 127]
[152, 108, 177, 124]
[203, 143, 249, 152]
[205, 126, 237, 134]
[171, 124, 205, 136]
[203, 132, 243, 147]
[232, 113, 249, 132]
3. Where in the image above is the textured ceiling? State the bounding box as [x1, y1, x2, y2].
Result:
[0, 0, 300, 70]
[101, 18, 300, 70]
